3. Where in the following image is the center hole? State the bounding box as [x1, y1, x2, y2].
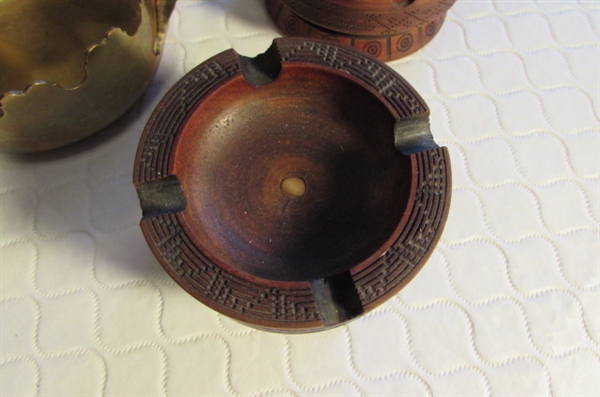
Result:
[281, 176, 306, 199]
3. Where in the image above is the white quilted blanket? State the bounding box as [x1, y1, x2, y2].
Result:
[1, 1, 598, 396]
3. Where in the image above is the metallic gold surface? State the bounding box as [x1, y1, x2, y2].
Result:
[0, 0, 176, 152]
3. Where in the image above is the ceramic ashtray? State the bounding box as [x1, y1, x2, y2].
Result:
[265, 0, 456, 62]
[134, 38, 451, 332]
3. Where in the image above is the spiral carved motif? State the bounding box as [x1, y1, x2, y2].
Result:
[397, 33, 413, 52]
[285, 15, 300, 34]
[426, 21, 438, 37]
[363, 41, 383, 58]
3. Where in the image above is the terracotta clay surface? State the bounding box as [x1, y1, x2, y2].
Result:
[266, 0, 456, 61]
[134, 38, 451, 332]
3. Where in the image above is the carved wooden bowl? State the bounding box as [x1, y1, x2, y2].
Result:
[266, 0, 456, 62]
[134, 38, 451, 332]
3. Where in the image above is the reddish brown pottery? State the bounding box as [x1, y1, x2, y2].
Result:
[133, 38, 451, 332]
[266, 0, 456, 62]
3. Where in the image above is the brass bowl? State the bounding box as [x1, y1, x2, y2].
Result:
[134, 38, 452, 332]
[0, 0, 176, 152]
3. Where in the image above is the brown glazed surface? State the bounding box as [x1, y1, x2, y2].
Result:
[134, 38, 451, 332]
[266, 0, 456, 61]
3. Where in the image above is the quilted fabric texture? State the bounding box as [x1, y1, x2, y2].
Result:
[1, 0, 598, 395]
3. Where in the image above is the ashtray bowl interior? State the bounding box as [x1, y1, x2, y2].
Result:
[174, 65, 412, 282]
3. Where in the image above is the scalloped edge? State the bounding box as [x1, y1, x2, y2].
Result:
[0, 0, 151, 115]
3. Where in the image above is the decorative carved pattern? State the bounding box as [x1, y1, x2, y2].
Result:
[277, 40, 427, 117]
[281, 0, 455, 36]
[143, 214, 320, 324]
[134, 57, 240, 182]
[355, 148, 451, 308]
[266, 0, 455, 61]
[397, 33, 414, 52]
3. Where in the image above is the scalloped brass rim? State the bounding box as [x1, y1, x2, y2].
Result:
[0, 0, 176, 153]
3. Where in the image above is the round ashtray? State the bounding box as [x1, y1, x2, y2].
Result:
[134, 38, 451, 332]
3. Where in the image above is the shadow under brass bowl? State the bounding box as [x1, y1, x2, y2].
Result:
[0, 0, 176, 153]
[134, 38, 452, 332]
